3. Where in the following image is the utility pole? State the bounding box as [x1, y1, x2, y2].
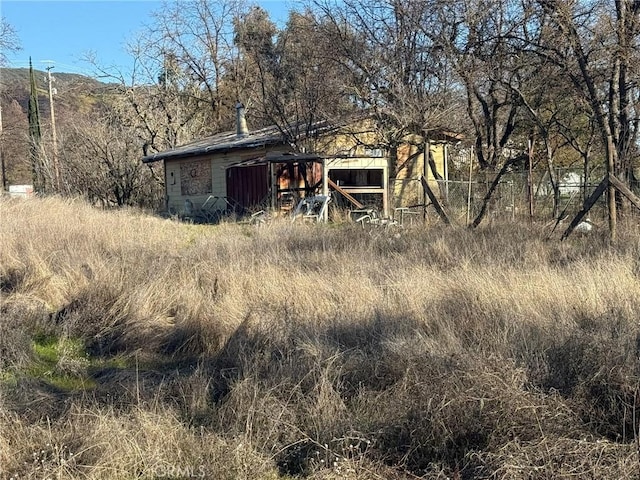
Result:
[45, 64, 60, 191]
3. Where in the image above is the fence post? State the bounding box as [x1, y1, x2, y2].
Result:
[444, 143, 450, 202]
[511, 180, 515, 221]
[528, 136, 534, 220]
[466, 146, 474, 226]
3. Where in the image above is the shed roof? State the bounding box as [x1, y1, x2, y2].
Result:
[141, 113, 465, 165]
[140, 114, 375, 164]
[142, 125, 290, 164]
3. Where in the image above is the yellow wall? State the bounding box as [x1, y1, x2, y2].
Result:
[429, 144, 446, 181]
[315, 122, 451, 207]
[391, 140, 447, 207]
[311, 118, 382, 157]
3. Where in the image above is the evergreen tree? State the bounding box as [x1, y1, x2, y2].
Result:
[28, 57, 44, 193]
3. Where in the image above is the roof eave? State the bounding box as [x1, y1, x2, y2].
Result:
[142, 137, 287, 164]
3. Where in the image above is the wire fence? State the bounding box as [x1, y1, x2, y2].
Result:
[390, 168, 628, 226]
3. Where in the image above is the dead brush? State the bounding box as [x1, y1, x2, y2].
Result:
[345, 354, 582, 476]
[0, 303, 34, 371]
[481, 435, 638, 479]
[0, 399, 281, 480]
[5, 197, 640, 478]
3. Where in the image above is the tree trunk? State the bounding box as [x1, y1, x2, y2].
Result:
[471, 155, 522, 228]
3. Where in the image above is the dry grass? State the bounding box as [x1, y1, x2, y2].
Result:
[2, 195, 640, 478]
[0, 402, 280, 479]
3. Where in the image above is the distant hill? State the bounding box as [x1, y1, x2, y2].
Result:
[0, 67, 105, 92]
[0, 67, 110, 113]
[0, 67, 113, 185]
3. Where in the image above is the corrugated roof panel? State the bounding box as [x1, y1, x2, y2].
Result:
[142, 125, 287, 164]
[141, 117, 347, 164]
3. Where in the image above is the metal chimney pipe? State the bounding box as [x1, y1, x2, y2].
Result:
[236, 102, 249, 137]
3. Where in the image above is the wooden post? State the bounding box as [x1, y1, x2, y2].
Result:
[609, 173, 640, 210]
[466, 145, 474, 226]
[561, 176, 608, 240]
[327, 178, 364, 209]
[421, 176, 451, 225]
[423, 141, 428, 221]
[269, 161, 276, 210]
[322, 159, 329, 221]
[382, 164, 389, 217]
[528, 135, 534, 220]
[561, 173, 640, 241]
[443, 143, 449, 201]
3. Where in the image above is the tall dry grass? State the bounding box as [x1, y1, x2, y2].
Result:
[2, 195, 640, 478]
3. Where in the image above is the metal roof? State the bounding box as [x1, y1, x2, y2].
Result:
[225, 153, 327, 169]
[141, 113, 464, 165]
[141, 125, 289, 164]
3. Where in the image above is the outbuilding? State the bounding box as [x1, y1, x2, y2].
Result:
[142, 105, 454, 221]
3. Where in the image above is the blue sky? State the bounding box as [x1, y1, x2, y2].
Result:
[1, 0, 296, 76]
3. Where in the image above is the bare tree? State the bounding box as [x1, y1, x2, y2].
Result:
[555, 95, 599, 204]
[145, 0, 247, 132]
[85, 0, 249, 158]
[63, 111, 163, 208]
[509, 59, 577, 219]
[0, 17, 20, 66]
[531, 0, 640, 240]
[234, 7, 356, 149]
[305, 0, 468, 207]
[416, 0, 531, 226]
[314, 0, 458, 141]
[0, 17, 20, 191]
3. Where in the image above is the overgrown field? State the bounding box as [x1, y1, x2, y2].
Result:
[2, 197, 640, 479]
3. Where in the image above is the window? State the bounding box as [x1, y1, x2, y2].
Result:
[180, 159, 212, 196]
